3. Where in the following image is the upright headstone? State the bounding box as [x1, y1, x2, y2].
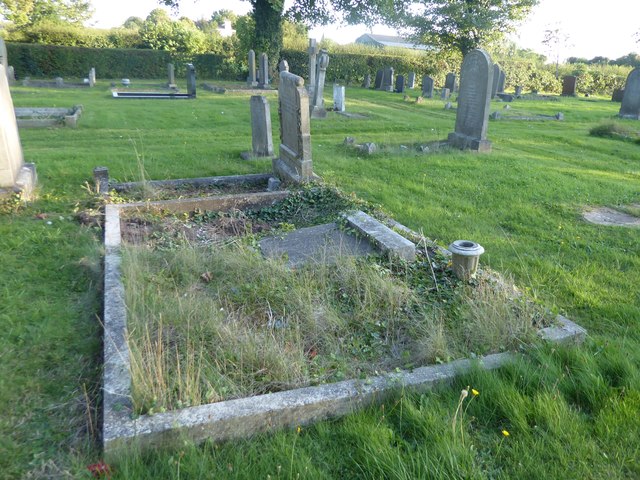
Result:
[88, 67, 96, 88]
[0, 64, 35, 196]
[491, 64, 500, 98]
[258, 52, 269, 89]
[362, 74, 371, 89]
[7, 66, 15, 86]
[619, 68, 640, 119]
[274, 71, 313, 183]
[445, 73, 457, 93]
[279, 59, 289, 73]
[247, 50, 258, 87]
[333, 84, 345, 112]
[307, 39, 319, 98]
[186, 63, 196, 98]
[612, 88, 624, 102]
[447, 49, 493, 152]
[441, 87, 450, 100]
[422, 75, 434, 98]
[382, 67, 394, 92]
[514, 85, 523, 97]
[166, 63, 175, 88]
[311, 50, 329, 118]
[407, 72, 416, 89]
[497, 70, 506, 93]
[374, 70, 383, 90]
[55, 77, 64, 87]
[562, 75, 577, 96]
[0, 37, 7, 74]
[395, 75, 405, 94]
[241, 96, 274, 160]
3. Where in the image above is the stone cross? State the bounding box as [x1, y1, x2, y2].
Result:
[382, 67, 394, 92]
[374, 70, 383, 90]
[333, 84, 345, 112]
[279, 59, 289, 73]
[619, 68, 640, 119]
[407, 72, 416, 89]
[307, 38, 319, 97]
[273, 71, 313, 183]
[186, 63, 196, 98]
[247, 50, 257, 87]
[258, 52, 269, 89]
[241, 96, 275, 160]
[445, 73, 457, 93]
[395, 75, 405, 94]
[167, 63, 175, 87]
[447, 49, 493, 152]
[562, 75, 577, 96]
[422, 75, 434, 98]
[311, 49, 329, 118]
[491, 64, 500, 98]
[89, 67, 96, 88]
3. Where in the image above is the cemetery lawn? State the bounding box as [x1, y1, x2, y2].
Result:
[1, 82, 639, 478]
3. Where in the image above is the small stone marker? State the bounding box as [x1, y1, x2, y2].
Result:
[7, 65, 15, 86]
[345, 211, 416, 261]
[93, 166, 109, 194]
[619, 68, 640, 119]
[362, 74, 371, 89]
[496, 70, 506, 93]
[241, 96, 274, 160]
[247, 50, 258, 87]
[382, 67, 394, 92]
[445, 73, 457, 93]
[307, 38, 319, 98]
[166, 63, 176, 88]
[88, 67, 96, 87]
[55, 77, 64, 87]
[186, 64, 196, 98]
[562, 75, 577, 96]
[273, 71, 313, 183]
[491, 64, 500, 98]
[279, 59, 289, 73]
[407, 72, 416, 89]
[333, 84, 345, 112]
[441, 87, 450, 100]
[395, 75, 405, 93]
[310, 50, 329, 118]
[611, 88, 624, 102]
[374, 70, 383, 90]
[422, 75, 434, 98]
[447, 49, 493, 152]
[514, 85, 522, 97]
[258, 52, 269, 89]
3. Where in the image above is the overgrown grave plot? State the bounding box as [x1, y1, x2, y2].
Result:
[103, 180, 586, 454]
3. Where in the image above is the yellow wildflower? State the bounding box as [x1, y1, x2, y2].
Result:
[472, 389, 479, 396]
[502, 429, 510, 437]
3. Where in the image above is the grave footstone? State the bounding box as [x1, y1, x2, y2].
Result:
[619, 68, 640, 119]
[422, 75, 434, 98]
[247, 50, 258, 87]
[441, 87, 450, 100]
[382, 67, 394, 92]
[374, 69, 383, 90]
[0, 65, 36, 197]
[496, 70, 506, 93]
[562, 75, 577, 96]
[273, 71, 313, 183]
[308, 39, 319, 98]
[310, 50, 329, 118]
[491, 64, 500, 98]
[445, 73, 457, 93]
[611, 88, 624, 102]
[258, 52, 269, 89]
[333, 84, 345, 112]
[447, 49, 493, 152]
[186, 64, 196, 98]
[395, 75, 405, 93]
[362, 74, 371, 89]
[407, 72, 416, 89]
[241, 95, 275, 160]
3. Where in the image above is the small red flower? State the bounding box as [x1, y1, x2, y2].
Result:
[87, 462, 112, 479]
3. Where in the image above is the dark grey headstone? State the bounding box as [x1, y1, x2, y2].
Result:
[258, 52, 269, 89]
[407, 72, 416, 89]
[514, 85, 523, 97]
[445, 73, 457, 93]
[382, 67, 394, 92]
[374, 70, 383, 90]
[241, 95, 274, 160]
[186, 64, 196, 97]
[562, 76, 577, 96]
[619, 68, 640, 119]
[247, 50, 257, 87]
[421, 75, 434, 98]
[395, 75, 405, 93]
[491, 64, 500, 98]
[311, 50, 329, 118]
[496, 93, 513, 102]
[612, 88, 624, 102]
[496, 70, 506, 93]
[447, 49, 493, 152]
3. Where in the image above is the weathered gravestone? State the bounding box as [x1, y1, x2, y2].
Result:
[447, 49, 493, 152]
[445, 73, 457, 93]
[247, 50, 258, 87]
[333, 84, 345, 112]
[88, 67, 96, 87]
[167, 63, 176, 88]
[612, 88, 624, 102]
[382, 67, 394, 92]
[407, 72, 416, 89]
[374, 70, 383, 90]
[362, 74, 371, 89]
[395, 75, 405, 94]
[273, 71, 313, 183]
[422, 75, 434, 98]
[562, 76, 577, 96]
[514, 85, 522, 97]
[307, 39, 319, 98]
[279, 59, 289, 73]
[241, 96, 275, 160]
[258, 53, 269, 89]
[491, 64, 500, 98]
[496, 70, 506, 93]
[619, 68, 640, 119]
[0, 65, 36, 198]
[441, 87, 450, 100]
[310, 50, 329, 118]
[7, 66, 15, 86]
[186, 64, 196, 98]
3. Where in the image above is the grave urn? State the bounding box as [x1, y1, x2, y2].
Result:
[448, 240, 485, 280]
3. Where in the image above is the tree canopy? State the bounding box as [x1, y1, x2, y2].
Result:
[0, 0, 92, 27]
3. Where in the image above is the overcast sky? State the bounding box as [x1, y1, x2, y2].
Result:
[88, 0, 639, 60]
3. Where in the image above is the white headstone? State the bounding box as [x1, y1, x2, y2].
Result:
[0, 64, 26, 189]
[333, 84, 345, 112]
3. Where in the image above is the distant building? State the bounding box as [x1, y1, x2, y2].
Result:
[355, 33, 430, 51]
[217, 20, 235, 38]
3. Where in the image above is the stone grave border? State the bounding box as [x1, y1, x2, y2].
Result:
[102, 185, 587, 458]
[15, 105, 83, 128]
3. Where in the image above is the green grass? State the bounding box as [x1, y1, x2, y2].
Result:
[1, 81, 639, 478]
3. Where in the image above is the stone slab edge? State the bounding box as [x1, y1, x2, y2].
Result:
[112, 173, 273, 192]
[102, 202, 588, 459]
[345, 210, 416, 261]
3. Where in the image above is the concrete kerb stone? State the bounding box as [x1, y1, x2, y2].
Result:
[102, 196, 588, 458]
[15, 105, 83, 128]
[111, 173, 273, 193]
[345, 210, 416, 261]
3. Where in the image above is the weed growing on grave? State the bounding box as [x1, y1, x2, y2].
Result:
[589, 122, 640, 143]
